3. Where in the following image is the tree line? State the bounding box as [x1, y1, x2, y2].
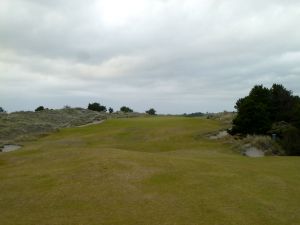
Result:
[26, 103, 156, 115]
[87, 103, 156, 115]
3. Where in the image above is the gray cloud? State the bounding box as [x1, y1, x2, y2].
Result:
[1, 0, 300, 113]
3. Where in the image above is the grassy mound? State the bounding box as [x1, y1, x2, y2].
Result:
[0, 117, 299, 225]
[0, 108, 105, 145]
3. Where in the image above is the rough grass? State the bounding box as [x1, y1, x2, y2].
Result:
[0, 108, 145, 146]
[221, 134, 285, 156]
[0, 117, 300, 225]
[242, 135, 284, 155]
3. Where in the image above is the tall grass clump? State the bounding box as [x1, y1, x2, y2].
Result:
[242, 135, 284, 155]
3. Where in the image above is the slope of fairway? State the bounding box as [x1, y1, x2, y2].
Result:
[0, 117, 299, 225]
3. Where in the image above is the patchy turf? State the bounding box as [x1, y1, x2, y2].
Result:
[0, 117, 299, 225]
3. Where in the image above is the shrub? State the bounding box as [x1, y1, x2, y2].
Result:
[120, 106, 133, 113]
[280, 126, 300, 156]
[35, 106, 45, 112]
[109, 107, 114, 114]
[270, 122, 300, 156]
[88, 103, 107, 112]
[146, 108, 156, 115]
[184, 112, 204, 117]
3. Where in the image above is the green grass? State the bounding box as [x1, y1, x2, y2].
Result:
[0, 116, 299, 225]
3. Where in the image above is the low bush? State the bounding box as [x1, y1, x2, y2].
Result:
[120, 106, 133, 113]
[146, 108, 156, 115]
[270, 122, 300, 155]
[35, 106, 45, 112]
[88, 103, 107, 112]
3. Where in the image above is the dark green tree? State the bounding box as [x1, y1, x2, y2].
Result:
[232, 98, 271, 134]
[146, 108, 156, 115]
[35, 106, 45, 112]
[270, 84, 294, 122]
[232, 85, 272, 134]
[109, 107, 114, 114]
[88, 103, 107, 112]
[291, 98, 300, 129]
[0, 107, 5, 113]
[120, 106, 133, 113]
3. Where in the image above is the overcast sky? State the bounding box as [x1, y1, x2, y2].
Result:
[1, 0, 300, 113]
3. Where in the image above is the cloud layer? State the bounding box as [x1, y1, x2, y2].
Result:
[1, 0, 300, 113]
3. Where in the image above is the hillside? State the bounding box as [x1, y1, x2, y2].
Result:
[0, 108, 143, 146]
[0, 117, 299, 225]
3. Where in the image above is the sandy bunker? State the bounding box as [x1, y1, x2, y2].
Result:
[244, 147, 264, 157]
[0, 145, 22, 153]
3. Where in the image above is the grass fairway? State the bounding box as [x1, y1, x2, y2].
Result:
[0, 117, 300, 225]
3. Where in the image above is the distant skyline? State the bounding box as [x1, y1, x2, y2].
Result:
[1, 0, 300, 113]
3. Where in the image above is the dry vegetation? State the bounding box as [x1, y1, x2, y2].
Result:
[0, 108, 145, 147]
